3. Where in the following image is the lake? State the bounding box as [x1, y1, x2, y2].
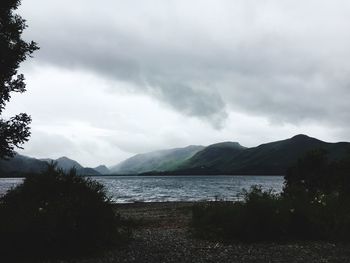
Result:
[0, 175, 284, 203]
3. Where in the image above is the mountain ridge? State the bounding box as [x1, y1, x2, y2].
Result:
[168, 134, 350, 175]
[1, 135, 350, 176]
[0, 155, 106, 177]
[109, 134, 350, 175]
[110, 145, 205, 174]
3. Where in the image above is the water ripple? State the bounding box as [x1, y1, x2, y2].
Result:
[0, 175, 284, 203]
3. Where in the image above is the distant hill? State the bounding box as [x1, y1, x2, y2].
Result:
[0, 154, 47, 177]
[41, 157, 100, 176]
[170, 135, 350, 175]
[0, 155, 102, 177]
[110, 135, 350, 175]
[179, 142, 246, 171]
[2, 135, 350, 177]
[94, 165, 110, 175]
[110, 145, 205, 174]
[41, 156, 83, 171]
[78, 167, 101, 176]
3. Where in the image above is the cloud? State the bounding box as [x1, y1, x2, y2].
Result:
[18, 0, 350, 130]
[7, 0, 350, 165]
[7, 64, 343, 166]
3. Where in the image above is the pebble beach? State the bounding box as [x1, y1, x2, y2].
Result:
[38, 202, 350, 263]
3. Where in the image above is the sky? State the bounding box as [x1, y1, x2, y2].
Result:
[4, 0, 350, 167]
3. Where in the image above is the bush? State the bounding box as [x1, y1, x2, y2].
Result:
[283, 150, 350, 240]
[284, 149, 350, 199]
[193, 187, 350, 242]
[0, 165, 128, 259]
[192, 150, 350, 242]
[192, 186, 290, 242]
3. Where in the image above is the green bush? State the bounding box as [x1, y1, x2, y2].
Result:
[284, 150, 350, 240]
[0, 165, 128, 259]
[192, 150, 350, 242]
[193, 188, 350, 242]
[192, 186, 290, 242]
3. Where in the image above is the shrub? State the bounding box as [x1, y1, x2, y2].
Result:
[284, 149, 350, 200]
[193, 190, 350, 242]
[284, 149, 333, 199]
[0, 165, 128, 259]
[192, 186, 290, 242]
[283, 150, 350, 240]
[192, 150, 350, 243]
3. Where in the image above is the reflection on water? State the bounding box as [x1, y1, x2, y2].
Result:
[0, 175, 284, 203]
[0, 178, 24, 196]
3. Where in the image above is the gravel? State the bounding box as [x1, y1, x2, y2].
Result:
[40, 202, 350, 263]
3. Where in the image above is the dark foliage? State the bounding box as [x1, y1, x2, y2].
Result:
[284, 149, 350, 199]
[284, 149, 332, 198]
[0, 165, 127, 259]
[0, 113, 31, 159]
[283, 150, 350, 241]
[192, 187, 289, 242]
[192, 150, 350, 242]
[0, 0, 38, 159]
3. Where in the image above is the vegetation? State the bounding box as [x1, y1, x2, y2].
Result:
[136, 134, 350, 176]
[0, 2, 127, 260]
[111, 145, 204, 174]
[192, 149, 350, 242]
[192, 187, 289, 242]
[0, 165, 129, 260]
[0, 0, 39, 159]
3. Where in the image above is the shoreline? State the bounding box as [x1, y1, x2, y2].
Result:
[7, 201, 350, 263]
[100, 201, 350, 263]
[0, 174, 286, 178]
[90, 174, 286, 177]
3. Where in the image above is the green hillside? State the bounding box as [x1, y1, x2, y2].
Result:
[175, 135, 350, 175]
[110, 145, 204, 174]
[0, 155, 101, 177]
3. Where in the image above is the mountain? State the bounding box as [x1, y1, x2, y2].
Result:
[110, 145, 205, 174]
[41, 157, 101, 175]
[0, 154, 47, 177]
[0, 155, 101, 177]
[179, 142, 246, 171]
[2, 134, 349, 177]
[94, 165, 110, 175]
[78, 167, 101, 176]
[172, 135, 350, 175]
[41, 156, 83, 171]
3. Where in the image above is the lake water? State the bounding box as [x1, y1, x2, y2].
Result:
[0, 175, 284, 203]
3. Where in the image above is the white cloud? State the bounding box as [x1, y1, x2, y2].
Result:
[4, 0, 349, 166]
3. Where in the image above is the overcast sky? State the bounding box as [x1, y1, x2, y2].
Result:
[4, 0, 350, 167]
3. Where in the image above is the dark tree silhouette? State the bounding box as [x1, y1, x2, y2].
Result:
[0, 0, 38, 159]
[284, 149, 331, 197]
[0, 165, 127, 259]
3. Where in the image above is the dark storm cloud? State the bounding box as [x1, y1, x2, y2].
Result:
[20, 0, 350, 129]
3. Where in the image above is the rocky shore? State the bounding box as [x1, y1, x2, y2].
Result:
[43, 202, 350, 263]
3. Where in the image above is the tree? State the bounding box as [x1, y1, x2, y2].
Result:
[0, 0, 38, 159]
[284, 149, 331, 198]
[0, 166, 127, 259]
